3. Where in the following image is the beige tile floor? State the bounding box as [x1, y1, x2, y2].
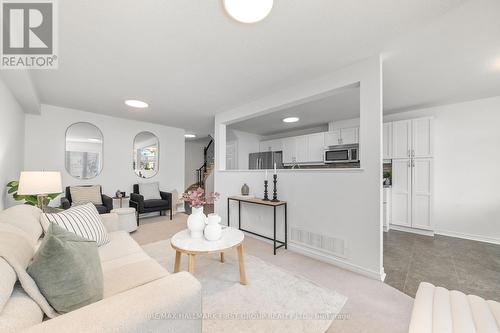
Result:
[132, 213, 413, 333]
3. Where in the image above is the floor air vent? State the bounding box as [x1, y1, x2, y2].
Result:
[290, 227, 346, 258]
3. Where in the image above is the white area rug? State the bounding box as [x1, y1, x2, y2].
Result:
[142, 239, 347, 333]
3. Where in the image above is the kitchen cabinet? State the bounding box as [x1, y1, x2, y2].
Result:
[307, 133, 325, 162]
[280, 132, 325, 164]
[281, 137, 296, 164]
[324, 127, 359, 146]
[390, 117, 434, 230]
[383, 122, 392, 159]
[391, 159, 412, 227]
[295, 136, 308, 163]
[392, 120, 411, 159]
[260, 139, 283, 152]
[412, 118, 433, 158]
[392, 118, 432, 159]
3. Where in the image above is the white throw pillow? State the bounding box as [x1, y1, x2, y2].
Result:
[70, 185, 103, 206]
[41, 203, 109, 246]
[139, 182, 161, 200]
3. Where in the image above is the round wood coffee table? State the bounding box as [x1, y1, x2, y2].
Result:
[170, 227, 247, 285]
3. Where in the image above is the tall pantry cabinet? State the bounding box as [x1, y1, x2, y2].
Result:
[391, 117, 433, 231]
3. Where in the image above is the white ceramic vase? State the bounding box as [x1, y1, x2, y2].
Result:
[204, 213, 222, 241]
[187, 206, 206, 238]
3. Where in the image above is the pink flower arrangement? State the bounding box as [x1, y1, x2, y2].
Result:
[182, 187, 220, 208]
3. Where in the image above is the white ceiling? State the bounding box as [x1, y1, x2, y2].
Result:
[230, 84, 359, 135]
[28, 0, 500, 136]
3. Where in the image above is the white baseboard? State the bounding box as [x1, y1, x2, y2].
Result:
[434, 229, 500, 245]
[241, 231, 385, 281]
[389, 224, 434, 237]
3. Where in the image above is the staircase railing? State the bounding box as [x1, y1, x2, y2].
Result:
[195, 138, 213, 188]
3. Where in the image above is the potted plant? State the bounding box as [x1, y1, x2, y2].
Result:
[383, 171, 392, 186]
[182, 187, 220, 238]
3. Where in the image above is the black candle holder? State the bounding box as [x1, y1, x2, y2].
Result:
[271, 174, 279, 202]
[263, 180, 269, 201]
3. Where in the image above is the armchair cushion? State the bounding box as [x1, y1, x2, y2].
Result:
[69, 186, 103, 206]
[143, 199, 169, 209]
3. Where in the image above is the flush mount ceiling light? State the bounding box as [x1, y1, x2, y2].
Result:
[125, 99, 149, 108]
[283, 117, 300, 123]
[223, 0, 273, 24]
[184, 134, 197, 139]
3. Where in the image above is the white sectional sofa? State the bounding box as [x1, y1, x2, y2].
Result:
[0, 205, 202, 333]
[409, 282, 500, 333]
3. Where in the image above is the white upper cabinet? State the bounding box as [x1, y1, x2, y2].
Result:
[281, 137, 296, 164]
[340, 127, 359, 145]
[295, 135, 308, 163]
[324, 127, 359, 146]
[307, 133, 325, 162]
[324, 130, 341, 146]
[260, 139, 283, 152]
[383, 122, 392, 159]
[392, 120, 411, 158]
[392, 118, 433, 159]
[412, 118, 433, 158]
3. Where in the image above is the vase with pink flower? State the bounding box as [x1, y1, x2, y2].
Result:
[182, 187, 220, 238]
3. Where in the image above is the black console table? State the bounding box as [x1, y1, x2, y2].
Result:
[227, 196, 287, 255]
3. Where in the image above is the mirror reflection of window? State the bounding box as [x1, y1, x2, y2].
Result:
[133, 132, 159, 178]
[65, 122, 104, 179]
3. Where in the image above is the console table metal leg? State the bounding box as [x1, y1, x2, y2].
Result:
[285, 203, 288, 249]
[238, 200, 241, 230]
[227, 198, 230, 227]
[273, 206, 276, 255]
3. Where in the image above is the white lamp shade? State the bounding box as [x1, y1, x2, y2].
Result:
[17, 171, 62, 195]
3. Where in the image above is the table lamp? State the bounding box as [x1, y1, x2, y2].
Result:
[17, 171, 62, 212]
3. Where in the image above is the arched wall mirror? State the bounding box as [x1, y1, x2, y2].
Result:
[65, 122, 104, 179]
[133, 131, 159, 178]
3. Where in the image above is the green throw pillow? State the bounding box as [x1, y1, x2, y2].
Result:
[27, 223, 103, 314]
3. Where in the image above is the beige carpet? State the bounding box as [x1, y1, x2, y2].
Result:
[132, 213, 413, 333]
[143, 239, 347, 333]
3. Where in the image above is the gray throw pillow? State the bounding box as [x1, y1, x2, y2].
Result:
[139, 182, 161, 200]
[27, 223, 103, 314]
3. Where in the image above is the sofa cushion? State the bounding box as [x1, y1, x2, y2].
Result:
[70, 185, 103, 206]
[101, 252, 168, 298]
[41, 203, 110, 246]
[0, 205, 42, 247]
[0, 286, 44, 333]
[0, 258, 16, 313]
[27, 224, 104, 314]
[143, 199, 169, 209]
[139, 182, 161, 200]
[98, 231, 143, 262]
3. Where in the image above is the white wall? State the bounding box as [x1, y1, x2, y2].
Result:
[24, 105, 185, 205]
[215, 57, 384, 279]
[0, 77, 26, 209]
[384, 96, 500, 243]
[226, 129, 262, 170]
[185, 137, 211, 188]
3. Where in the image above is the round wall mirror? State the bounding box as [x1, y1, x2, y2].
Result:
[65, 122, 104, 179]
[133, 131, 159, 178]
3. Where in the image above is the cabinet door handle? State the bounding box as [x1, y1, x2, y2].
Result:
[412, 149, 415, 157]
[407, 160, 411, 168]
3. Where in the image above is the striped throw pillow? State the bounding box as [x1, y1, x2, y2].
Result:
[41, 203, 110, 246]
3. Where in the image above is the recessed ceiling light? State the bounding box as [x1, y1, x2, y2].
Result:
[125, 99, 148, 108]
[283, 117, 300, 123]
[223, 0, 273, 24]
[184, 134, 197, 139]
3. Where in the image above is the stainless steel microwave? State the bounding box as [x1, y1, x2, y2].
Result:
[324, 144, 359, 163]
